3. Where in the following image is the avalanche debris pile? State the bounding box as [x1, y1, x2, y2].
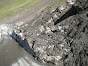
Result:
[12, 0, 88, 66]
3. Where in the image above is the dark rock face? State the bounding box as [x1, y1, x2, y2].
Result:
[12, 0, 88, 66]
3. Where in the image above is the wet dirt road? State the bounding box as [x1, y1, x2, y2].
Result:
[0, 35, 46, 66]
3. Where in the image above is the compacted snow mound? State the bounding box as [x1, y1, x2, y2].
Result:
[11, 0, 88, 66]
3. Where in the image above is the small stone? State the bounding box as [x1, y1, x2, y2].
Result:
[19, 33, 23, 37]
[37, 33, 40, 36]
[61, 30, 64, 33]
[45, 27, 51, 33]
[58, 26, 62, 30]
[39, 26, 45, 32]
[64, 48, 71, 52]
[67, 0, 75, 5]
[55, 56, 62, 61]
[53, 14, 58, 18]
[51, 26, 56, 31]
[51, 9, 55, 13]
[65, 25, 69, 29]
[60, 6, 64, 11]
[46, 56, 55, 63]
[60, 44, 64, 47]
[47, 18, 53, 23]
[15, 21, 24, 27]
[25, 24, 28, 26]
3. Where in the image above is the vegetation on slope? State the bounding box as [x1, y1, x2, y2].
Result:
[0, 0, 41, 18]
[38, 0, 66, 13]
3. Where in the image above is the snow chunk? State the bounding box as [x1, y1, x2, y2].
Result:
[15, 21, 24, 27]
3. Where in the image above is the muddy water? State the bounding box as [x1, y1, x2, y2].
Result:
[0, 35, 45, 66]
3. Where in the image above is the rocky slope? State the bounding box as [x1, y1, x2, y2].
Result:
[11, 0, 88, 66]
